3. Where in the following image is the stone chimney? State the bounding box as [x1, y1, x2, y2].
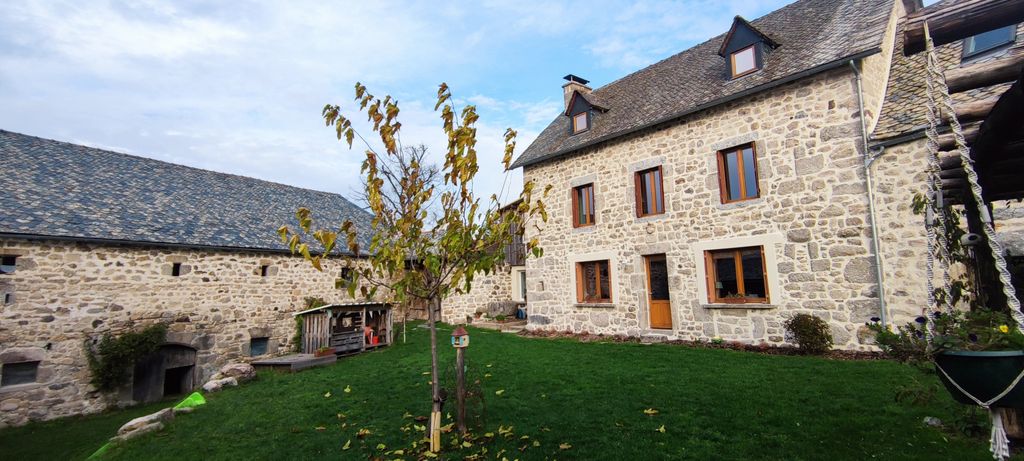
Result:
[562, 74, 591, 111]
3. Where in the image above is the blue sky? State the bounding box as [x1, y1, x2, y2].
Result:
[0, 0, 792, 208]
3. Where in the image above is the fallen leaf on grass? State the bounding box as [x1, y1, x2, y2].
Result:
[440, 423, 455, 433]
[484, 373, 492, 378]
[414, 424, 426, 431]
[393, 449, 405, 455]
[323, 391, 331, 398]
[414, 415, 428, 422]
[336, 412, 346, 419]
[559, 443, 572, 450]
[356, 428, 372, 438]
[486, 364, 493, 368]
[342, 439, 351, 450]
[495, 389, 505, 396]
[644, 408, 659, 415]
[532, 440, 541, 447]
[376, 443, 386, 450]
[657, 425, 666, 433]
[315, 426, 326, 431]
[462, 441, 473, 448]
[344, 385, 352, 393]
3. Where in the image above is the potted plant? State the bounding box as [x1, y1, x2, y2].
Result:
[314, 346, 334, 357]
[868, 309, 1024, 407]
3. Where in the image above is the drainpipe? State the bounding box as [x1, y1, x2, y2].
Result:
[849, 59, 889, 327]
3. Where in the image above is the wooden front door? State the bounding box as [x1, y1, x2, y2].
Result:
[645, 255, 672, 329]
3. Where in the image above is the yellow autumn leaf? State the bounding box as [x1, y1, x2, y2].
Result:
[532, 440, 541, 447]
[462, 441, 473, 448]
[342, 439, 351, 450]
[657, 424, 666, 433]
[644, 408, 659, 415]
[376, 443, 386, 450]
[315, 426, 326, 431]
[559, 443, 572, 450]
[495, 389, 505, 396]
[323, 392, 331, 398]
[344, 385, 352, 393]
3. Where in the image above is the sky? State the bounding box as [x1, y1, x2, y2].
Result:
[0, 0, 793, 209]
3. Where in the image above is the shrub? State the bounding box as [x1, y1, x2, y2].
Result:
[784, 314, 833, 354]
[84, 323, 167, 392]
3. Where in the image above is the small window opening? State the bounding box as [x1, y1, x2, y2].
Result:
[731, 45, 758, 78]
[1, 361, 39, 387]
[572, 112, 589, 134]
[3, 292, 12, 305]
[260, 265, 270, 277]
[171, 263, 182, 277]
[571, 183, 596, 228]
[0, 256, 17, 275]
[963, 26, 1016, 59]
[250, 337, 269, 356]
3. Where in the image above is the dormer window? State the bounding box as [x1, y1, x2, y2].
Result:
[719, 16, 777, 80]
[731, 45, 758, 78]
[572, 112, 589, 134]
[963, 25, 1016, 60]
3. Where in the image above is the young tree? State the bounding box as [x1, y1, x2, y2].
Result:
[279, 82, 548, 452]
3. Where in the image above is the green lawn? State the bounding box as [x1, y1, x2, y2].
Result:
[0, 323, 1009, 460]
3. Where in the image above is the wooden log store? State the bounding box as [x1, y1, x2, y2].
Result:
[294, 302, 393, 355]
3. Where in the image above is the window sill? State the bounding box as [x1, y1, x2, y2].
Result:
[0, 382, 44, 394]
[703, 303, 775, 310]
[572, 225, 597, 233]
[716, 197, 763, 210]
[634, 213, 668, 224]
[575, 303, 615, 309]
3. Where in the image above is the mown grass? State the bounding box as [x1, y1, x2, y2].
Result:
[1, 322, 1010, 460]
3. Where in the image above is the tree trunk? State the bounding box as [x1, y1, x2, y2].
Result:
[427, 296, 442, 452]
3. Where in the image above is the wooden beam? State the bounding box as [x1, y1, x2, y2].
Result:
[904, 0, 1024, 55]
[942, 177, 966, 189]
[944, 97, 999, 124]
[940, 168, 965, 179]
[938, 151, 961, 170]
[938, 125, 980, 150]
[946, 50, 1024, 94]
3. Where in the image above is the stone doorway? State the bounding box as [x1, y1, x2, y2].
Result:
[132, 344, 197, 403]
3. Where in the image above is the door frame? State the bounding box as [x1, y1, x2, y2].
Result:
[644, 254, 672, 330]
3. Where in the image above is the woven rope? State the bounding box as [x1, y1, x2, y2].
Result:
[923, 28, 1023, 331]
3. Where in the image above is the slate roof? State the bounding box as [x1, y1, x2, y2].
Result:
[0, 130, 372, 253]
[872, 18, 1024, 140]
[511, 0, 894, 169]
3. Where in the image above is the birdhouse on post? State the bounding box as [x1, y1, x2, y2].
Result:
[451, 325, 470, 348]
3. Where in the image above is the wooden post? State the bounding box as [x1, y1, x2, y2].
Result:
[428, 297, 442, 453]
[455, 346, 467, 434]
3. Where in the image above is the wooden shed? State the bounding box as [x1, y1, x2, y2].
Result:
[295, 302, 393, 355]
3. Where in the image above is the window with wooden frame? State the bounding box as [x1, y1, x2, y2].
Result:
[571, 183, 595, 227]
[717, 143, 760, 203]
[572, 112, 589, 134]
[704, 246, 768, 304]
[576, 260, 611, 303]
[730, 45, 758, 78]
[634, 166, 665, 217]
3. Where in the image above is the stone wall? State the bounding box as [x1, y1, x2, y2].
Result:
[520, 64, 911, 349]
[442, 266, 517, 324]
[0, 238, 369, 427]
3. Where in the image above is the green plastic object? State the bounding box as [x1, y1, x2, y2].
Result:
[935, 350, 1024, 408]
[174, 392, 207, 409]
[86, 442, 111, 460]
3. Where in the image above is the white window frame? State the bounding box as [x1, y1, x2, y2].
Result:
[512, 267, 527, 302]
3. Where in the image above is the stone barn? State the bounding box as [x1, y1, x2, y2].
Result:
[0, 130, 373, 427]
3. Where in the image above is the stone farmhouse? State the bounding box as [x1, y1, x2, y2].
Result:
[446, 0, 1024, 348]
[0, 130, 373, 427]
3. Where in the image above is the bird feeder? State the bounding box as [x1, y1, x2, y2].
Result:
[451, 326, 470, 348]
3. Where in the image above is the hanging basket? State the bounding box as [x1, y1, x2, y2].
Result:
[935, 351, 1024, 408]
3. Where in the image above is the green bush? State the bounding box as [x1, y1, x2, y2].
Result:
[784, 314, 833, 354]
[84, 323, 167, 392]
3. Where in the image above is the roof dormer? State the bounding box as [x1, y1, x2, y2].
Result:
[718, 16, 778, 79]
[562, 74, 608, 135]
